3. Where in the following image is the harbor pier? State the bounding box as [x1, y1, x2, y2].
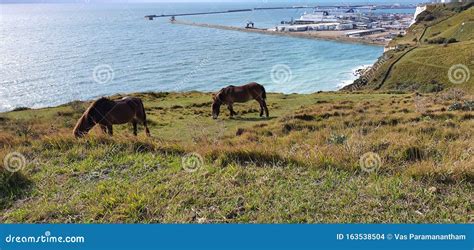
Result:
[171, 20, 386, 46]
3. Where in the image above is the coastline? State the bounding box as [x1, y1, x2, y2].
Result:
[0, 22, 387, 113]
[172, 20, 387, 46]
[0, 91, 321, 114]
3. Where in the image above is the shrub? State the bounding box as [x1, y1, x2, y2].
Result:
[328, 134, 348, 145]
[416, 11, 436, 22]
[428, 37, 446, 44]
[448, 101, 474, 111]
[418, 83, 444, 93]
[424, 14, 436, 21]
[403, 147, 424, 162]
[447, 38, 457, 43]
[448, 103, 462, 111]
[11, 107, 30, 112]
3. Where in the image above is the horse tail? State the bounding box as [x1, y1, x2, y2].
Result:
[138, 99, 147, 122]
[260, 85, 267, 100]
[138, 99, 151, 136]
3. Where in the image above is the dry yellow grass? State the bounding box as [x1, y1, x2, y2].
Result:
[0, 89, 472, 223]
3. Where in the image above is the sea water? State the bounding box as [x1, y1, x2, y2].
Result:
[0, 2, 414, 112]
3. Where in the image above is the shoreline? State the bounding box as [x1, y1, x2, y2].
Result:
[1, 91, 344, 114]
[172, 20, 387, 46]
[1, 22, 388, 114]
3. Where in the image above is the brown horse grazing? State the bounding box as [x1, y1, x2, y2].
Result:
[73, 97, 150, 138]
[212, 82, 269, 119]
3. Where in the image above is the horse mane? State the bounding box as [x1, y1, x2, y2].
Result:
[92, 97, 113, 106]
[215, 85, 235, 103]
[89, 97, 115, 111]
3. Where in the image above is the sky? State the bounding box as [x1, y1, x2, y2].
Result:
[0, 0, 428, 4]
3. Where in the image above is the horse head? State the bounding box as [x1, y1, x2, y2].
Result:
[73, 111, 96, 138]
[212, 91, 224, 119]
[73, 98, 111, 138]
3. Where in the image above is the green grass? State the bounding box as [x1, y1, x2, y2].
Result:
[423, 7, 474, 42]
[381, 41, 474, 91]
[352, 4, 474, 92]
[1, 91, 472, 223]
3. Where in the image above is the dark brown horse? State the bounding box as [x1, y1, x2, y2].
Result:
[212, 82, 269, 119]
[73, 97, 150, 138]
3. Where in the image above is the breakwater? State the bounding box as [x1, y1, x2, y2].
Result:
[171, 20, 386, 46]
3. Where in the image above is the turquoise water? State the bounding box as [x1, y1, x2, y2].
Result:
[0, 3, 404, 112]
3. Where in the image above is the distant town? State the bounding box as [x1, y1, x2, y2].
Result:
[262, 1, 466, 46]
[269, 7, 414, 46]
[146, 2, 459, 46]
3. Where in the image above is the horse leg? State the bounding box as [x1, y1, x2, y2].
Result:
[99, 124, 107, 134]
[132, 120, 138, 136]
[231, 104, 237, 116]
[263, 100, 269, 118]
[227, 104, 235, 118]
[256, 99, 264, 117]
[143, 120, 150, 137]
[107, 124, 113, 136]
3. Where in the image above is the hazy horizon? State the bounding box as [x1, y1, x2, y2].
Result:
[0, 0, 427, 4]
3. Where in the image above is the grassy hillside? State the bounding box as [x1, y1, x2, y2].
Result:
[1, 90, 472, 223]
[345, 3, 474, 92]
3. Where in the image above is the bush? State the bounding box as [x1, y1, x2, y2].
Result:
[435, 37, 457, 46]
[403, 147, 424, 162]
[418, 83, 444, 93]
[328, 134, 348, 145]
[447, 38, 457, 43]
[428, 37, 446, 44]
[416, 11, 436, 22]
[424, 14, 436, 21]
[448, 101, 474, 111]
[11, 107, 30, 112]
[453, 2, 474, 12]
